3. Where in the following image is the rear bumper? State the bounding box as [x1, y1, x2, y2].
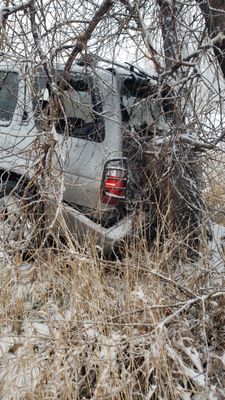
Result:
[62, 204, 134, 254]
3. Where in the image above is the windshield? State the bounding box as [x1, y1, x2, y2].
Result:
[0, 71, 19, 125]
[120, 77, 164, 135]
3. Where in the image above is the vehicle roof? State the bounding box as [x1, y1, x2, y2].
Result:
[0, 53, 158, 87]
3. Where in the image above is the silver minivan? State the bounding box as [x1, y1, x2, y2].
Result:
[0, 55, 165, 254]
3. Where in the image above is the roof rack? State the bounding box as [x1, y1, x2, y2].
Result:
[76, 54, 158, 82]
[124, 62, 158, 81]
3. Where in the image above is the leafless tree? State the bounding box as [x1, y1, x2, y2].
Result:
[0, 0, 225, 255]
[1, 2, 225, 399]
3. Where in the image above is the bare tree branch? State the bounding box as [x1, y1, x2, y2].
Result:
[0, 0, 33, 18]
[63, 0, 115, 76]
[197, 0, 225, 79]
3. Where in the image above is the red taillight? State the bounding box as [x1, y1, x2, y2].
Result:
[105, 177, 126, 197]
[101, 160, 127, 205]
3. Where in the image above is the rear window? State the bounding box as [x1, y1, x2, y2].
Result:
[120, 77, 164, 135]
[55, 73, 104, 142]
[0, 71, 19, 125]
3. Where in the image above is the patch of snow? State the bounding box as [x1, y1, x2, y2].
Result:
[33, 322, 50, 337]
[177, 340, 203, 373]
[208, 222, 225, 274]
[166, 344, 206, 387]
[0, 335, 15, 357]
[99, 332, 121, 363]
[220, 352, 225, 366]
[83, 322, 99, 339]
[175, 384, 192, 400]
[192, 392, 218, 400]
[131, 286, 145, 300]
[147, 384, 157, 400]
[28, 322, 50, 337]
[0, 351, 40, 400]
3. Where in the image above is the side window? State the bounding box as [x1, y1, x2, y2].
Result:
[122, 95, 154, 128]
[32, 74, 50, 129]
[120, 78, 167, 136]
[55, 76, 104, 142]
[0, 71, 19, 126]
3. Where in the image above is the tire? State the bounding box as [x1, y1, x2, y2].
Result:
[0, 178, 41, 254]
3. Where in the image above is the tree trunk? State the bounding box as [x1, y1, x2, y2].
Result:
[142, 1, 204, 256]
[197, 0, 225, 79]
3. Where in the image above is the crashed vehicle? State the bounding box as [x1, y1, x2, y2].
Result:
[0, 55, 168, 254]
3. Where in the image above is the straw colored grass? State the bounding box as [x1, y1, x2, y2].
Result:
[0, 154, 224, 399]
[0, 219, 224, 399]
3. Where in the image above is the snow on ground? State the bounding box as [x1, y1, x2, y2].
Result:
[0, 221, 224, 398]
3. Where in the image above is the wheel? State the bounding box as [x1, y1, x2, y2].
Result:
[0, 179, 41, 254]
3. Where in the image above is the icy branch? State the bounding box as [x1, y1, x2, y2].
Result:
[158, 290, 225, 331]
[0, 0, 33, 20]
[146, 133, 224, 152]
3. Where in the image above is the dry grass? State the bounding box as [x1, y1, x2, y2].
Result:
[0, 217, 224, 400]
[205, 182, 225, 225]
[204, 153, 225, 225]
[0, 156, 225, 399]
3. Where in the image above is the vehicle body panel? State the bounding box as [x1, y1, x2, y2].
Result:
[0, 56, 161, 253]
[61, 69, 123, 213]
[62, 203, 133, 255]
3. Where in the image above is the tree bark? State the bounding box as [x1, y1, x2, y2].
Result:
[157, 0, 178, 69]
[142, 1, 204, 255]
[197, 0, 225, 79]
